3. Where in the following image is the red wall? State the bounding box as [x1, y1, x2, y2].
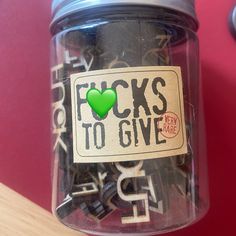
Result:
[0, 0, 235, 235]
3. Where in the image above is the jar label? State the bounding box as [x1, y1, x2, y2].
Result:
[71, 66, 187, 163]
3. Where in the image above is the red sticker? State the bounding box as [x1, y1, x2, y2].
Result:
[159, 112, 180, 139]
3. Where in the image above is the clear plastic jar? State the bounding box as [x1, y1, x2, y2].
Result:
[50, 1, 209, 235]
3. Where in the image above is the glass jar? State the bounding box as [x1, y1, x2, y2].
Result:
[50, 1, 209, 235]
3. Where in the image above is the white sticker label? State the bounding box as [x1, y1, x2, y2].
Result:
[71, 66, 187, 163]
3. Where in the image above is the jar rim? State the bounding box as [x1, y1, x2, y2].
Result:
[51, 0, 198, 31]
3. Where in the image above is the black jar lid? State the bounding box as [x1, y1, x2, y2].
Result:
[51, 0, 198, 30]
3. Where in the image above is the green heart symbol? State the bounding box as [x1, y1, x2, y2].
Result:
[86, 88, 117, 118]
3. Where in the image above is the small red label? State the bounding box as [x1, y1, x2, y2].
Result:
[159, 112, 180, 139]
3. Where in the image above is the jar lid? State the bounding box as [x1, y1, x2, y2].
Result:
[51, 0, 198, 29]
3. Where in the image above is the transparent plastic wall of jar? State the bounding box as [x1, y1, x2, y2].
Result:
[50, 1, 209, 235]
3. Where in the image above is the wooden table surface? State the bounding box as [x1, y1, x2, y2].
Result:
[0, 183, 85, 236]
